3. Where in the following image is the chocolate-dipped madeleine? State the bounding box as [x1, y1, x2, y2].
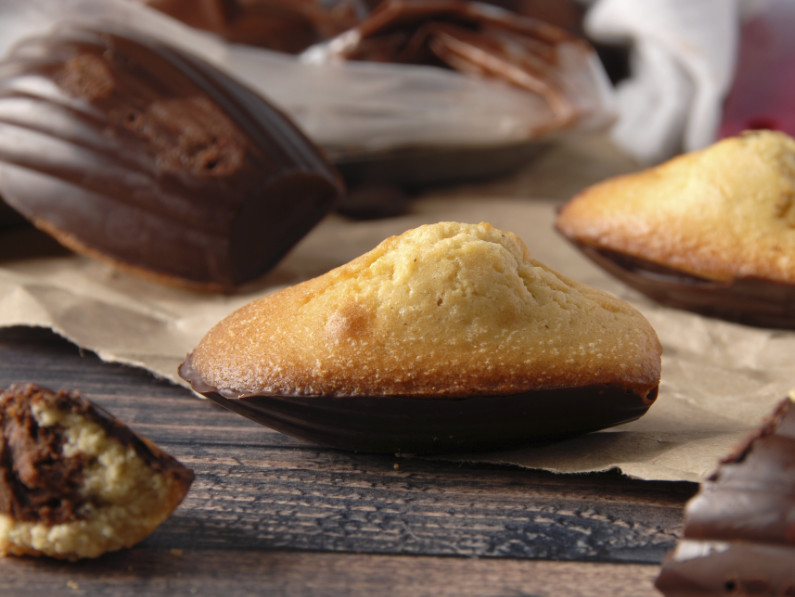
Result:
[180, 221, 662, 454]
[0, 24, 343, 290]
[655, 396, 795, 595]
[556, 130, 795, 328]
[0, 383, 194, 560]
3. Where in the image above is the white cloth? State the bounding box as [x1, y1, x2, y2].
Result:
[585, 0, 743, 163]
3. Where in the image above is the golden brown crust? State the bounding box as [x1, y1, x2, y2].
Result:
[555, 130, 795, 284]
[183, 222, 661, 399]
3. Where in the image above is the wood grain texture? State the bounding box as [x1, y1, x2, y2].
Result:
[1, 549, 662, 596]
[0, 326, 691, 595]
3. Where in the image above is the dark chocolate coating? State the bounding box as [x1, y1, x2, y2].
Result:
[180, 359, 658, 454]
[0, 197, 27, 231]
[655, 398, 795, 595]
[0, 25, 343, 290]
[569, 242, 795, 330]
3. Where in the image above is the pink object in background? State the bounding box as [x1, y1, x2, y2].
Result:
[720, 0, 795, 138]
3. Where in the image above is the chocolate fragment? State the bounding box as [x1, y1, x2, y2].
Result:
[655, 397, 795, 595]
[571, 243, 795, 330]
[0, 25, 343, 290]
[0, 383, 194, 559]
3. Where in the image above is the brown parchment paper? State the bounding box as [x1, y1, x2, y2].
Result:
[1, 137, 793, 483]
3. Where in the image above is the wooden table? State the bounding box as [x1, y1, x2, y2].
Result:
[0, 325, 695, 596]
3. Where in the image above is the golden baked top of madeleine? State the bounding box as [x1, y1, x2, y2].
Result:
[182, 222, 661, 399]
[556, 130, 795, 284]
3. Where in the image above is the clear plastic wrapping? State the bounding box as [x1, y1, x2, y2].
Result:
[0, 0, 615, 160]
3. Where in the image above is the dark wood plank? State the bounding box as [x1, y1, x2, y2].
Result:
[0, 326, 690, 594]
[0, 549, 662, 597]
[149, 445, 688, 562]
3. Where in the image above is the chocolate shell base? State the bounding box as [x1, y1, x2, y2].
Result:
[655, 397, 795, 595]
[182, 366, 657, 454]
[570, 243, 795, 330]
[0, 198, 27, 231]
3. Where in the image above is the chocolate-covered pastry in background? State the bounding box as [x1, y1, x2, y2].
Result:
[319, 0, 579, 64]
[139, 0, 587, 54]
[135, 0, 616, 206]
[556, 130, 795, 329]
[311, 0, 594, 130]
[655, 396, 795, 595]
[0, 383, 194, 560]
[141, 0, 365, 53]
[0, 25, 343, 291]
[180, 221, 662, 454]
[142, 0, 607, 127]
